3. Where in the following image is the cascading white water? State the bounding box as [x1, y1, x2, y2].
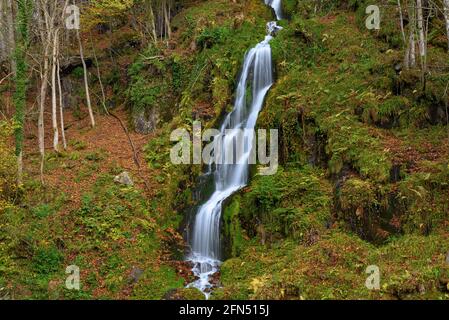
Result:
[187, 1, 282, 297]
[265, 0, 283, 20]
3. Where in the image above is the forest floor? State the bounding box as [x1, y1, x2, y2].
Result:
[0, 106, 192, 299]
[23, 108, 157, 205]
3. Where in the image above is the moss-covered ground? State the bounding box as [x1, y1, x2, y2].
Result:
[213, 0, 449, 300]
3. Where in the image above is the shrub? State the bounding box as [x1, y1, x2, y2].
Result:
[32, 204, 54, 218]
[32, 246, 63, 274]
[196, 26, 231, 49]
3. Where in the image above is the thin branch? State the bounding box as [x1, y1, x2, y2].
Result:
[0, 72, 13, 85]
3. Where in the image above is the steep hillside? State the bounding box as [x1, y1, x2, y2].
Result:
[0, 0, 448, 300]
[216, 1, 449, 299]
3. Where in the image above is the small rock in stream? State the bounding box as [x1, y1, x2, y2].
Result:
[209, 271, 221, 288]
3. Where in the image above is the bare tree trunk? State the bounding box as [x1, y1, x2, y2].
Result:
[0, 0, 7, 61]
[443, 0, 449, 51]
[404, 1, 416, 69]
[89, 34, 107, 112]
[149, 3, 158, 44]
[56, 55, 67, 150]
[37, 0, 54, 182]
[5, 0, 16, 73]
[410, 31, 416, 67]
[422, 2, 434, 90]
[163, 1, 172, 42]
[76, 27, 95, 128]
[416, 0, 426, 63]
[51, 29, 60, 152]
[71, 0, 94, 127]
[416, 0, 429, 89]
[57, 0, 69, 150]
[38, 52, 50, 182]
[397, 0, 406, 46]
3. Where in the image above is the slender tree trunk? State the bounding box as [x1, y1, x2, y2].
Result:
[410, 32, 416, 67]
[404, 1, 416, 69]
[37, 0, 55, 182]
[38, 50, 50, 182]
[56, 0, 69, 150]
[422, 2, 434, 90]
[5, 0, 16, 73]
[416, 0, 428, 89]
[149, 3, 158, 44]
[0, 0, 7, 61]
[76, 27, 95, 128]
[163, 1, 172, 41]
[416, 0, 426, 61]
[89, 34, 107, 113]
[159, 2, 163, 42]
[36, 0, 64, 181]
[443, 0, 449, 51]
[56, 55, 67, 150]
[397, 0, 406, 46]
[51, 29, 59, 152]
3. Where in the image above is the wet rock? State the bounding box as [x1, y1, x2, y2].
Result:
[114, 171, 134, 186]
[266, 21, 282, 36]
[209, 271, 221, 288]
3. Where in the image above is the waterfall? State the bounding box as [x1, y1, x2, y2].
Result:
[187, 1, 281, 297]
[265, 0, 283, 20]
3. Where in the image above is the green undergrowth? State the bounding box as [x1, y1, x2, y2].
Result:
[0, 172, 183, 299]
[217, 1, 449, 299]
[256, 8, 449, 239]
[266, 13, 393, 182]
[215, 231, 449, 300]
